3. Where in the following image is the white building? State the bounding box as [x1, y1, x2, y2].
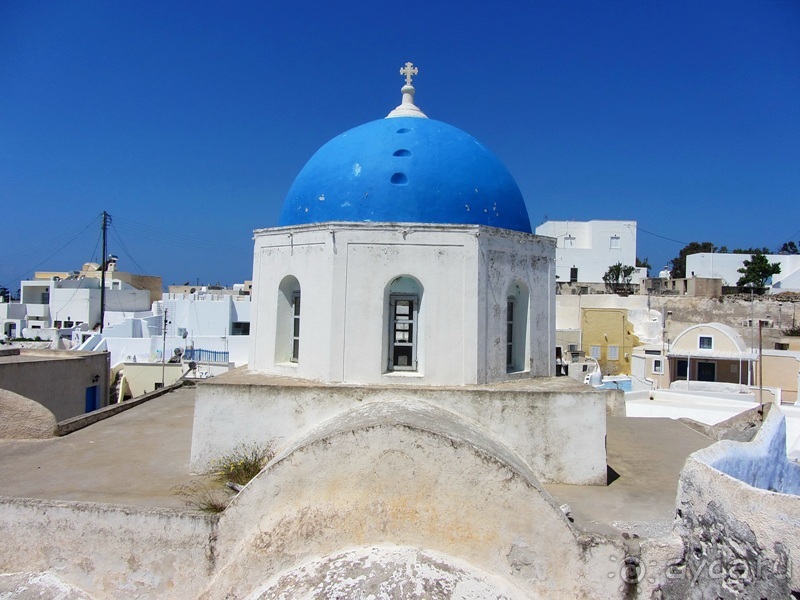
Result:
[534, 219, 646, 289]
[1, 268, 152, 340]
[687, 252, 800, 292]
[79, 290, 252, 369]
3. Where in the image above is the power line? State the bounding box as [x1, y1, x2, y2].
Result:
[636, 226, 688, 246]
[0, 215, 102, 269]
[111, 216, 251, 259]
[109, 224, 149, 275]
[0, 217, 103, 289]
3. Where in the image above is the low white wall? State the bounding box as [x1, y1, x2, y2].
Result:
[191, 374, 609, 485]
[0, 497, 216, 600]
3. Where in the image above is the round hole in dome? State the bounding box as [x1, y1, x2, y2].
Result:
[393, 149, 411, 157]
[396, 128, 411, 134]
[390, 173, 408, 185]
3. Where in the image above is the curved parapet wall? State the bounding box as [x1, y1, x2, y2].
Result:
[701, 404, 800, 495]
[0, 388, 57, 439]
[201, 400, 624, 599]
[654, 406, 800, 597]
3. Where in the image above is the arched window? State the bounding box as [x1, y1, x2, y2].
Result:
[385, 276, 423, 372]
[276, 276, 301, 363]
[506, 281, 530, 373]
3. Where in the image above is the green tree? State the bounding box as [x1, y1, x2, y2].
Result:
[736, 252, 781, 288]
[730, 246, 770, 254]
[0, 286, 8, 302]
[670, 241, 717, 279]
[635, 257, 651, 276]
[603, 262, 636, 294]
[778, 241, 799, 255]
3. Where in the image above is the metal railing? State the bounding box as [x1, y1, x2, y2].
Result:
[183, 348, 229, 364]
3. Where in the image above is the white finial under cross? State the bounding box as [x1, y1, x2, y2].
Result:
[400, 62, 418, 85]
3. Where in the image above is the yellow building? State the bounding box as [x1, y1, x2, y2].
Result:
[761, 351, 800, 404]
[580, 308, 640, 375]
[668, 323, 755, 388]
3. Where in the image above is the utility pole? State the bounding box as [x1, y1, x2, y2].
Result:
[161, 308, 168, 389]
[758, 319, 764, 404]
[100, 211, 110, 333]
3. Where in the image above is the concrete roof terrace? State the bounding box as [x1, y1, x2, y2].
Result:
[0, 379, 714, 537]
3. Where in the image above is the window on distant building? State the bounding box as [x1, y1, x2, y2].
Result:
[653, 359, 663, 374]
[590, 345, 601, 359]
[570, 267, 578, 283]
[677, 359, 688, 378]
[54, 321, 62, 329]
[276, 275, 301, 364]
[698, 336, 713, 350]
[231, 321, 250, 336]
[608, 345, 619, 360]
[610, 235, 621, 249]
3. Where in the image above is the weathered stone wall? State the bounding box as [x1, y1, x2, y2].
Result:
[651, 295, 790, 350]
[651, 408, 800, 598]
[0, 497, 216, 600]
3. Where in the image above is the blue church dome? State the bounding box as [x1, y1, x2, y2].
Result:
[278, 74, 531, 233]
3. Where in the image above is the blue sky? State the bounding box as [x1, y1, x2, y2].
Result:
[2, 0, 799, 289]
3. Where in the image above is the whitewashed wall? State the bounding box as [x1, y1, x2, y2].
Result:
[687, 252, 800, 289]
[536, 220, 641, 284]
[249, 223, 555, 385]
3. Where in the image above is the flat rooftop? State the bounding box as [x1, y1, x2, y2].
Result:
[0, 384, 713, 536]
[0, 386, 202, 509]
[544, 416, 714, 538]
[0, 348, 100, 364]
